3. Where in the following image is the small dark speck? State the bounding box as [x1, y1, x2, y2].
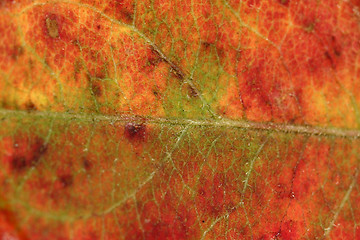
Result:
[11, 156, 27, 171]
[83, 158, 92, 170]
[11, 45, 24, 60]
[201, 41, 212, 50]
[59, 174, 73, 188]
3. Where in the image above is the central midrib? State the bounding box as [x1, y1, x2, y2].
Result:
[1, 109, 359, 139]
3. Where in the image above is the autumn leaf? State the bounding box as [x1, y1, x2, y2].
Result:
[1, 0, 360, 239]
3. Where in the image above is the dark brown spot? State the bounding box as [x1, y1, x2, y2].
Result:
[201, 41, 212, 50]
[91, 82, 102, 97]
[331, 36, 342, 56]
[152, 88, 159, 97]
[11, 156, 27, 171]
[59, 174, 73, 188]
[324, 51, 335, 69]
[334, 48, 341, 56]
[124, 122, 146, 141]
[25, 101, 37, 111]
[83, 158, 92, 170]
[120, 9, 133, 22]
[11, 45, 24, 60]
[45, 17, 59, 38]
[10, 137, 47, 172]
[96, 24, 101, 30]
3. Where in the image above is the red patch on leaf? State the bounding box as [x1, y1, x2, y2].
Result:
[2, 136, 47, 173]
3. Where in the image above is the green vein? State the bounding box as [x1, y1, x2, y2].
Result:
[323, 169, 359, 238]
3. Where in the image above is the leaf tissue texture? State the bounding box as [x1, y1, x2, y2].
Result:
[0, 0, 360, 239]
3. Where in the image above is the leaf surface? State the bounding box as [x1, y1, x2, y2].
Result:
[1, 0, 360, 239]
